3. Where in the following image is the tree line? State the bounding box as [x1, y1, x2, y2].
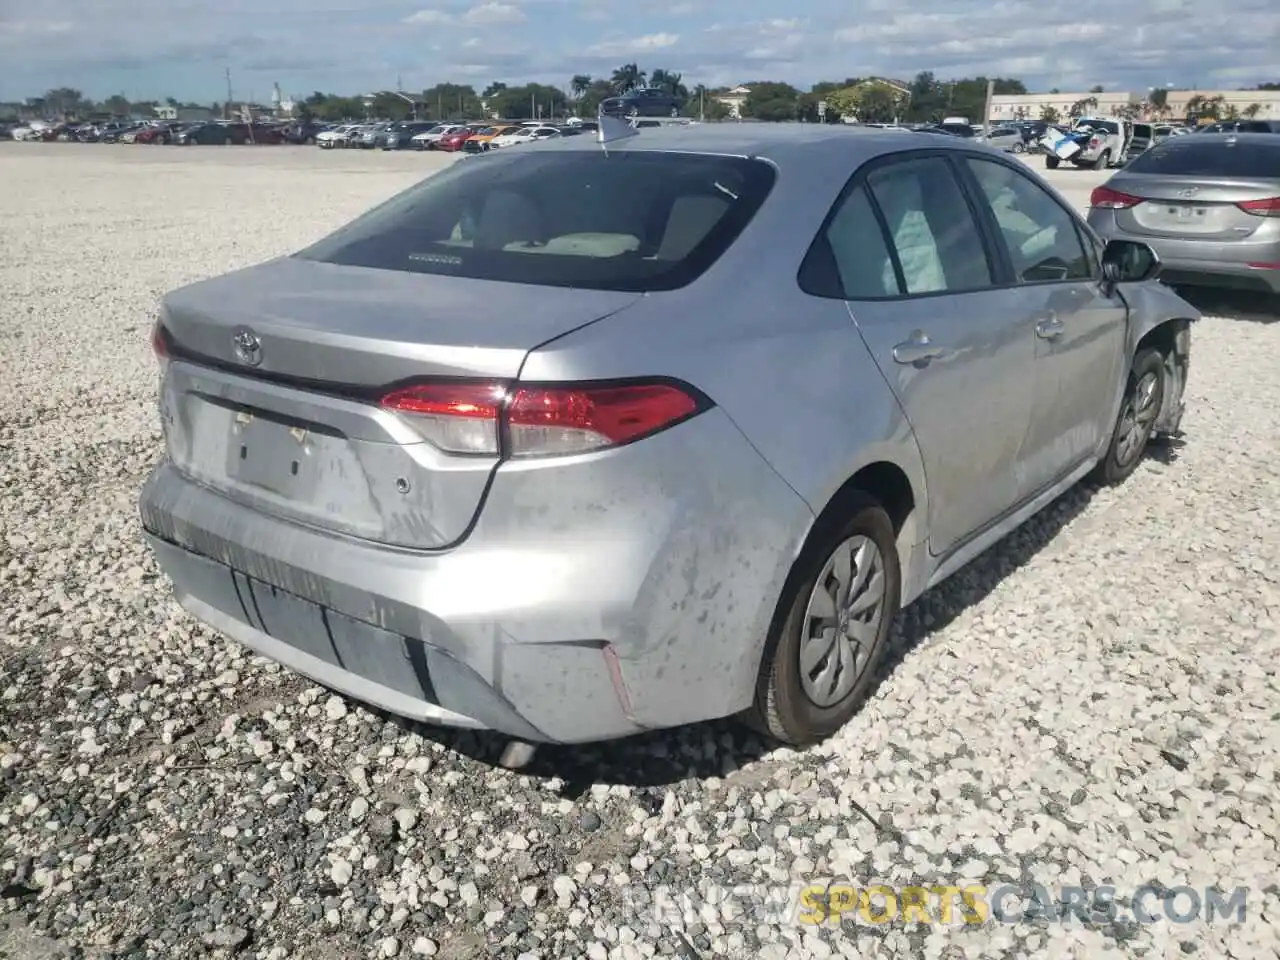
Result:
[7, 74, 1278, 125]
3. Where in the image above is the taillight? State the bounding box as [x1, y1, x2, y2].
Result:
[506, 382, 702, 457]
[1088, 137, 1101, 148]
[380, 382, 507, 455]
[1237, 197, 1280, 217]
[379, 379, 707, 458]
[1090, 186, 1143, 209]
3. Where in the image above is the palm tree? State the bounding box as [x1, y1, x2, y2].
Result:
[648, 69, 687, 99]
[570, 75, 593, 99]
[610, 63, 645, 93]
[1243, 102, 1263, 118]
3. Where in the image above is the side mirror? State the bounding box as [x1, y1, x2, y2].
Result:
[1101, 239, 1162, 285]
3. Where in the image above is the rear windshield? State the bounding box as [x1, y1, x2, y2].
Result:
[1078, 120, 1120, 134]
[295, 150, 777, 292]
[1124, 137, 1280, 177]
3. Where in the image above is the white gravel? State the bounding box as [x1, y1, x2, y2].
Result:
[1, 142, 1278, 960]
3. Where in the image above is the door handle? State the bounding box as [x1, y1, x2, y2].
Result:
[1035, 315, 1065, 340]
[892, 331, 945, 365]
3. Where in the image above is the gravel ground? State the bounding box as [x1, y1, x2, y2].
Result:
[1, 143, 1278, 960]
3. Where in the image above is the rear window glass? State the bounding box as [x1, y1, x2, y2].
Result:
[295, 150, 777, 292]
[1124, 137, 1280, 177]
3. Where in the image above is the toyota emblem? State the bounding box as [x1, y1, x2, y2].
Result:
[232, 327, 262, 366]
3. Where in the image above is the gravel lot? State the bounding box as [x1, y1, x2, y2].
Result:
[1, 142, 1278, 960]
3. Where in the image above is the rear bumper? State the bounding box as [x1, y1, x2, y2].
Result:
[1088, 213, 1280, 294]
[139, 409, 811, 744]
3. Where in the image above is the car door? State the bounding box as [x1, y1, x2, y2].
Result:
[814, 152, 1037, 556]
[959, 155, 1127, 497]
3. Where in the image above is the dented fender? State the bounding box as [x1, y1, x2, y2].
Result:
[1118, 280, 1201, 437]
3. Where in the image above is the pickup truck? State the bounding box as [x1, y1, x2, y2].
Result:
[1041, 117, 1133, 170]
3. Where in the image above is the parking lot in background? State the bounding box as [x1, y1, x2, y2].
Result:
[1, 141, 1278, 960]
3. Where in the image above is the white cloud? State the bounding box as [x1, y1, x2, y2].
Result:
[586, 31, 679, 55]
[403, 8, 453, 24]
[403, 2, 526, 26]
[462, 2, 527, 24]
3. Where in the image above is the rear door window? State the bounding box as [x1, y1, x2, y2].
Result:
[1124, 137, 1280, 177]
[865, 156, 994, 294]
[296, 151, 777, 292]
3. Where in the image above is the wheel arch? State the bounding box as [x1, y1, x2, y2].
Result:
[755, 453, 927, 677]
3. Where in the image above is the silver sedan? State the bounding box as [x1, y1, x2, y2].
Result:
[139, 124, 1199, 761]
[1087, 133, 1280, 295]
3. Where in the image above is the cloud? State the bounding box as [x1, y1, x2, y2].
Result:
[404, 2, 527, 25]
[462, 2, 527, 24]
[0, 0, 1275, 105]
[586, 32, 680, 56]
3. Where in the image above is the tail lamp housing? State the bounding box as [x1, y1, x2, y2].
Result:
[1090, 186, 1143, 209]
[380, 379, 709, 458]
[1237, 197, 1280, 218]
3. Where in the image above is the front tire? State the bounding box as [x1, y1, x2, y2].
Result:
[1091, 347, 1165, 486]
[743, 493, 900, 745]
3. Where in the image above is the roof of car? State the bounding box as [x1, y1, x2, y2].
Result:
[529, 123, 973, 168]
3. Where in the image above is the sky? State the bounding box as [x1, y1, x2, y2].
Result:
[0, 0, 1276, 103]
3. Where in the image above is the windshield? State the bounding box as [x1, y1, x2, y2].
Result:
[296, 150, 777, 292]
[1124, 137, 1280, 177]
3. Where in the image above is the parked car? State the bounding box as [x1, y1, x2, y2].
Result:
[488, 125, 561, 148]
[437, 128, 477, 152]
[974, 126, 1026, 152]
[135, 122, 181, 144]
[1043, 118, 1133, 170]
[316, 124, 359, 149]
[141, 125, 1197, 762]
[280, 121, 331, 145]
[382, 121, 438, 150]
[100, 122, 147, 143]
[1126, 122, 1179, 161]
[600, 87, 684, 118]
[410, 124, 468, 150]
[357, 122, 392, 149]
[463, 125, 522, 152]
[1087, 133, 1280, 295]
[175, 122, 233, 145]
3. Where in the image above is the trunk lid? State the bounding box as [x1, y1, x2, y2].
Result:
[158, 256, 642, 550]
[1111, 174, 1279, 241]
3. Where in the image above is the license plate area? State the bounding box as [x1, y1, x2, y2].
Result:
[227, 410, 320, 499]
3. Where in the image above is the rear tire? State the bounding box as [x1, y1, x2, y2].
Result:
[1091, 347, 1165, 486]
[742, 493, 900, 746]
[1045, 156, 1060, 169]
[1093, 149, 1111, 170]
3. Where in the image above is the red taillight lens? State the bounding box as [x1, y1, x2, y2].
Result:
[378, 380, 705, 458]
[380, 382, 507, 455]
[1237, 196, 1280, 217]
[1090, 186, 1143, 209]
[507, 382, 701, 457]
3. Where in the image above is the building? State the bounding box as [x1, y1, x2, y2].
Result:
[988, 91, 1141, 123]
[714, 86, 752, 119]
[990, 88, 1280, 123]
[153, 104, 215, 122]
[1161, 89, 1280, 120]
